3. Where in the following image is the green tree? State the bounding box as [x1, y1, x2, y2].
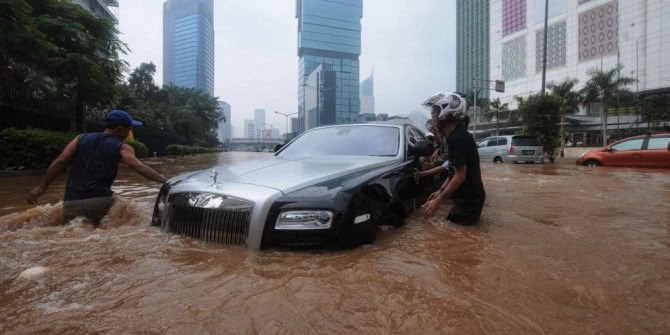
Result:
[489, 98, 509, 135]
[639, 95, 670, 128]
[127, 62, 159, 102]
[518, 93, 562, 162]
[581, 66, 636, 144]
[0, 0, 128, 131]
[548, 78, 582, 156]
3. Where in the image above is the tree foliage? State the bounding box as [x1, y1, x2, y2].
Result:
[580, 66, 636, 140]
[639, 95, 670, 126]
[0, 0, 128, 130]
[518, 93, 562, 161]
[117, 63, 225, 147]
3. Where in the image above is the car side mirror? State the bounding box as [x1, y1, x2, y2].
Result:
[409, 140, 433, 157]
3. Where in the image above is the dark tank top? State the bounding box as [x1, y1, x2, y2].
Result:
[64, 133, 123, 201]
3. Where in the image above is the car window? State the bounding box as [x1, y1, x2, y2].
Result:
[487, 138, 498, 147]
[647, 137, 670, 150]
[512, 136, 541, 146]
[611, 138, 644, 151]
[279, 125, 400, 156]
[498, 138, 508, 146]
[478, 139, 489, 148]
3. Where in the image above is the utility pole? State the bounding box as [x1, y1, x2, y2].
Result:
[541, 0, 549, 94]
[473, 77, 477, 140]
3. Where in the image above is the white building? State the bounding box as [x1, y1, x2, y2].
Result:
[217, 101, 231, 143]
[489, 0, 670, 109]
[70, 0, 118, 22]
[244, 120, 256, 139]
[254, 108, 265, 138]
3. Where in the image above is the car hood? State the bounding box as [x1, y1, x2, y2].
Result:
[175, 155, 399, 194]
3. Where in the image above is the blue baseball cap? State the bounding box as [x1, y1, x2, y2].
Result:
[105, 109, 142, 126]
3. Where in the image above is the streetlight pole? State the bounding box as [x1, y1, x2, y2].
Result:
[541, 0, 549, 94]
[275, 111, 297, 141]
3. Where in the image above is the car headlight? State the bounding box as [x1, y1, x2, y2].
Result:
[275, 210, 334, 230]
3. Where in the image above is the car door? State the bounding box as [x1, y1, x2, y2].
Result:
[477, 138, 490, 161]
[601, 138, 645, 167]
[642, 136, 670, 168]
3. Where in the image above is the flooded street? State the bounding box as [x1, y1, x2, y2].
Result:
[1, 152, 669, 334]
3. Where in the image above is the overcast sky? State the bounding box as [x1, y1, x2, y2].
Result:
[117, 0, 456, 136]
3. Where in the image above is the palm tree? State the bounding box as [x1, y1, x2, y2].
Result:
[548, 78, 582, 156]
[489, 98, 509, 135]
[580, 66, 636, 145]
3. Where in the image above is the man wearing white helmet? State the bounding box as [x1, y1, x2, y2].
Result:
[421, 92, 486, 224]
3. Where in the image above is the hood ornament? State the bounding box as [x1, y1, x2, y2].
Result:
[210, 169, 219, 186]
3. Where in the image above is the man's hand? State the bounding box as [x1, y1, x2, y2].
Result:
[27, 185, 46, 205]
[421, 195, 442, 219]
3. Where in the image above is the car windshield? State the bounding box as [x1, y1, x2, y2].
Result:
[512, 136, 541, 146]
[279, 125, 400, 157]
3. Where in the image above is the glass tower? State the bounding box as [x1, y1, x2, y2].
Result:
[456, 0, 490, 99]
[163, 0, 215, 95]
[296, 0, 363, 132]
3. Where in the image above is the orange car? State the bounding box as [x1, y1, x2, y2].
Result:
[576, 133, 670, 168]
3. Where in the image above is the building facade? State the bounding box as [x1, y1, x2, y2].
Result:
[254, 108, 266, 138]
[296, 0, 363, 132]
[163, 0, 215, 95]
[484, 0, 670, 144]
[456, 0, 490, 99]
[360, 71, 375, 114]
[70, 0, 118, 22]
[489, 0, 670, 107]
[217, 101, 232, 143]
[244, 119, 256, 139]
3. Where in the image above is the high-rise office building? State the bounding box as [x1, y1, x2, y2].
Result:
[360, 71, 374, 114]
[163, 0, 215, 95]
[70, 0, 118, 22]
[296, 0, 363, 132]
[244, 120, 256, 139]
[456, 0, 490, 100]
[217, 101, 231, 143]
[254, 109, 266, 138]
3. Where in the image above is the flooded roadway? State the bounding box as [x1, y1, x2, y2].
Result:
[1, 152, 669, 334]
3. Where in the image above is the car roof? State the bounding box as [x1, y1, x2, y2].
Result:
[617, 133, 670, 141]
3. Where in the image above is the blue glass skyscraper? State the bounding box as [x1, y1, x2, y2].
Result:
[163, 0, 214, 95]
[296, 0, 362, 132]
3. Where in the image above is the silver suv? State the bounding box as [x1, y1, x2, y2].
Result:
[477, 135, 544, 164]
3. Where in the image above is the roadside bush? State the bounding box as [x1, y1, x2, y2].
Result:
[519, 94, 562, 161]
[165, 144, 221, 156]
[0, 128, 76, 170]
[128, 139, 149, 158]
[0, 128, 151, 170]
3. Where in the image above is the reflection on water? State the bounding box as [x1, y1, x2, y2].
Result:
[1, 153, 669, 334]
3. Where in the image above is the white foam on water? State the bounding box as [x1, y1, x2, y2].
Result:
[37, 301, 91, 314]
[17, 266, 48, 280]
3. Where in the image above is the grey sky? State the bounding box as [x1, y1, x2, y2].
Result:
[118, 0, 456, 136]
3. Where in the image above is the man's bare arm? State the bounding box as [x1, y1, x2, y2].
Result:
[119, 144, 167, 183]
[27, 136, 79, 204]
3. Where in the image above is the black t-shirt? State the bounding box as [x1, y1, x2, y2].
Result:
[447, 123, 484, 196]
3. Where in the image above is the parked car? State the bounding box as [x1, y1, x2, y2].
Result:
[152, 122, 435, 249]
[576, 133, 670, 168]
[477, 135, 544, 163]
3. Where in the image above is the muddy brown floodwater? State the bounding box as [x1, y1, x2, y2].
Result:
[1, 151, 669, 334]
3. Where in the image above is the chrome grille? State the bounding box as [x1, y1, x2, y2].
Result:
[161, 192, 253, 245]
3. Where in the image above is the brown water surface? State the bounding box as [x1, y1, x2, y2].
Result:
[1, 152, 669, 334]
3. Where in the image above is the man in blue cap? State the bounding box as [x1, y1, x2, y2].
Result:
[27, 110, 168, 226]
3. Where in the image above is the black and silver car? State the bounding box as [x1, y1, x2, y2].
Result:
[152, 122, 435, 249]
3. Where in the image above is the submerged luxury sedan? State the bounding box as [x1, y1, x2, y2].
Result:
[152, 122, 436, 249]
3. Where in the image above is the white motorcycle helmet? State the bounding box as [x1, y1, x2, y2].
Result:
[422, 92, 467, 122]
